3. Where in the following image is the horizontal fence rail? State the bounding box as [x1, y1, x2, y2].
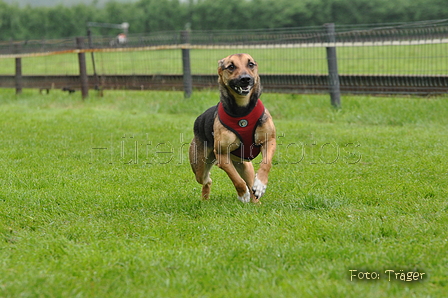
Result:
[1, 74, 447, 95]
[0, 19, 447, 97]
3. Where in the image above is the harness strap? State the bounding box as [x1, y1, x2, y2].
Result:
[217, 99, 265, 161]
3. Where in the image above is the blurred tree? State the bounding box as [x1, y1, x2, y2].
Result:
[191, 0, 250, 30]
[0, 1, 17, 39]
[136, 0, 187, 32]
[0, 0, 447, 40]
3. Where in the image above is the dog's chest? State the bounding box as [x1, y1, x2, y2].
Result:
[217, 99, 265, 160]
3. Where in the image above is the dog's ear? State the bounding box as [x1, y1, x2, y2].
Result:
[217, 58, 226, 77]
[218, 58, 225, 70]
[252, 71, 262, 100]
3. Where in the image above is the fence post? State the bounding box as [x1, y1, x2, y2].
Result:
[87, 29, 101, 94]
[181, 30, 193, 98]
[14, 44, 22, 95]
[76, 37, 89, 99]
[324, 23, 341, 108]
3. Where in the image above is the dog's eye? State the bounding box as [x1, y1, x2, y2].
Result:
[248, 62, 256, 69]
[227, 64, 235, 71]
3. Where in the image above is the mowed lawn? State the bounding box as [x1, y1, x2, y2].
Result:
[0, 89, 447, 297]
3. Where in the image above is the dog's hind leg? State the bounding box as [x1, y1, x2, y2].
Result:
[189, 137, 216, 200]
[199, 154, 215, 200]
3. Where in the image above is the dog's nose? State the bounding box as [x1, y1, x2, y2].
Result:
[239, 75, 252, 85]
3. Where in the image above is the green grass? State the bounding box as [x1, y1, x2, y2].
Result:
[0, 89, 447, 297]
[0, 43, 447, 75]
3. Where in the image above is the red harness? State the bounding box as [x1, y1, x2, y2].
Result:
[217, 99, 265, 161]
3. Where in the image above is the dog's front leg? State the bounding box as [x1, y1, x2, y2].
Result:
[253, 124, 276, 199]
[214, 145, 251, 203]
[215, 151, 251, 203]
[214, 119, 251, 202]
[234, 161, 260, 203]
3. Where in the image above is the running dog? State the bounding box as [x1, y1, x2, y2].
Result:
[189, 53, 276, 203]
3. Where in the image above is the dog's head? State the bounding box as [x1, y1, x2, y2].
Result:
[218, 53, 261, 100]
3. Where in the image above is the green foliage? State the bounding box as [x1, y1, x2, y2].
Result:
[0, 89, 447, 297]
[1, 0, 448, 40]
[135, 0, 187, 33]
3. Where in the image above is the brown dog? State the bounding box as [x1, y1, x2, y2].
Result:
[189, 53, 276, 203]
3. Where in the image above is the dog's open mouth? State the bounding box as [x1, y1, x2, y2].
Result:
[233, 85, 252, 95]
[230, 75, 254, 96]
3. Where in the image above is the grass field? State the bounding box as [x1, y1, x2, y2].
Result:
[0, 89, 447, 297]
[0, 43, 447, 76]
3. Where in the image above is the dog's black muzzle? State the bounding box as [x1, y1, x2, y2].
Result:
[229, 74, 254, 96]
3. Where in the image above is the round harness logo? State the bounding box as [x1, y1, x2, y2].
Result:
[238, 119, 248, 127]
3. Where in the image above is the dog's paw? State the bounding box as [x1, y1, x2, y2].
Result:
[252, 176, 267, 199]
[237, 186, 251, 203]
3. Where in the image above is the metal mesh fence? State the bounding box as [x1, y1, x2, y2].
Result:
[0, 19, 447, 94]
